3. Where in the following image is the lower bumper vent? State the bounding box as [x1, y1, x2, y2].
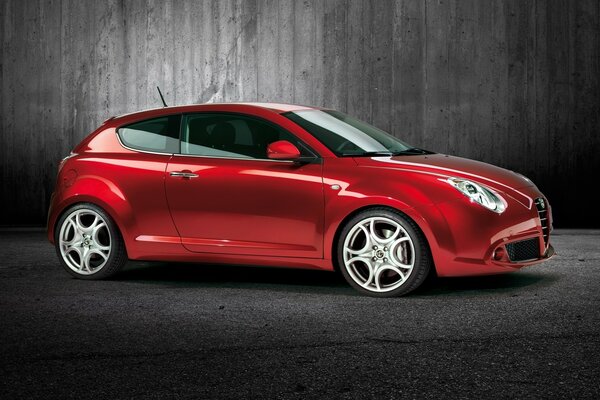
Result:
[505, 238, 540, 262]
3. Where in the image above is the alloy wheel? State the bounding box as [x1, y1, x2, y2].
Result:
[58, 208, 112, 275]
[342, 216, 415, 293]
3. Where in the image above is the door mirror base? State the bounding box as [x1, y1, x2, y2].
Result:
[293, 156, 320, 165]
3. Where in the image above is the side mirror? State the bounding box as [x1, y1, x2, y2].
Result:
[267, 140, 301, 160]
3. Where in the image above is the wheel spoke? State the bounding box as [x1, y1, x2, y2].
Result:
[368, 219, 381, 245]
[91, 222, 106, 242]
[393, 260, 412, 269]
[62, 219, 81, 246]
[93, 249, 109, 260]
[89, 216, 101, 231]
[346, 225, 371, 255]
[65, 246, 83, 271]
[81, 247, 91, 271]
[63, 242, 80, 255]
[375, 265, 406, 290]
[347, 256, 375, 287]
[95, 244, 110, 252]
[368, 218, 400, 245]
[75, 212, 87, 233]
[62, 237, 78, 247]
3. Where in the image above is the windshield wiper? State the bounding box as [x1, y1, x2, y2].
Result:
[392, 147, 432, 155]
[340, 148, 433, 157]
[340, 151, 395, 157]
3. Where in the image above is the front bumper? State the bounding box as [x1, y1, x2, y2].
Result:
[429, 188, 555, 277]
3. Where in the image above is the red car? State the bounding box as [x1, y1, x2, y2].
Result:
[47, 103, 554, 297]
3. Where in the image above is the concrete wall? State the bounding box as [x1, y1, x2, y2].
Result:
[1, 0, 599, 227]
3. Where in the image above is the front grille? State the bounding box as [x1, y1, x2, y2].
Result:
[534, 198, 549, 246]
[506, 238, 540, 262]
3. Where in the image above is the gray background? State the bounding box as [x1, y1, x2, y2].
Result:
[1, 0, 599, 227]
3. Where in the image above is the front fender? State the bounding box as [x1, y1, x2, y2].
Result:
[321, 160, 458, 274]
[322, 192, 456, 275]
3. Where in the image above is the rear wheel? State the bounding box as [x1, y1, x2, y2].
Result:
[337, 208, 432, 297]
[55, 203, 127, 279]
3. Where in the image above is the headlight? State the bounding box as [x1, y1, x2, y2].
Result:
[446, 177, 506, 213]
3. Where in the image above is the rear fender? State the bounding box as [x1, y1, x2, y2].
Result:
[47, 176, 136, 251]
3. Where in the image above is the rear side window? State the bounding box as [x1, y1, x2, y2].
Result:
[117, 115, 180, 153]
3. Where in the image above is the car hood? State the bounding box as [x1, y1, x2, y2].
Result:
[353, 154, 533, 191]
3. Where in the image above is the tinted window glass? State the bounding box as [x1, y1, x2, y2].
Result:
[118, 115, 180, 153]
[181, 113, 312, 159]
[284, 110, 429, 157]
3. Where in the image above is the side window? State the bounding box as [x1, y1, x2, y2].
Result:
[117, 115, 180, 153]
[181, 113, 312, 159]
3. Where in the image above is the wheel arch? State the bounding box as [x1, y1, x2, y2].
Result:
[51, 197, 127, 241]
[328, 203, 440, 274]
[47, 180, 135, 255]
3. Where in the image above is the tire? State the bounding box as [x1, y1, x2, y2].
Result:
[54, 203, 127, 279]
[337, 207, 432, 297]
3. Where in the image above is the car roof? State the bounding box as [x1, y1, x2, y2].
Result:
[109, 102, 321, 125]
[232, 102, 321, 112]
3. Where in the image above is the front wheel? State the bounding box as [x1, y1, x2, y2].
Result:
[54, 203, 127, 279]
[337, 208, 432, 297]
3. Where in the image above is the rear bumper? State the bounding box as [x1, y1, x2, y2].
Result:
[47, 192, 57, 244]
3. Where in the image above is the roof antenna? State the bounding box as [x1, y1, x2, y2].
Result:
[157, 86, 168, 107]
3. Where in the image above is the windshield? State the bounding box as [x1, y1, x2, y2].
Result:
[283, 110, 432, 157]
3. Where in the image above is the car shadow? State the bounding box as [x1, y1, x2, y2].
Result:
[117, 261, 354, 296]
[116, 261, 557, 297]
[414, 271, 557, 297]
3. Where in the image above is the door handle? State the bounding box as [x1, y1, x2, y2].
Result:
[170, 171, 199, 179]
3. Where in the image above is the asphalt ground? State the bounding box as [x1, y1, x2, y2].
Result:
[1, 230, 599, 399]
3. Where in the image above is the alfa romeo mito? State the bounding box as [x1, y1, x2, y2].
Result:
[47, 103, 554, 297]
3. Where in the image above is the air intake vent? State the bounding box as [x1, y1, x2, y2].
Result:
[505, 238, 540, 262]
[534, 198, 549, 246]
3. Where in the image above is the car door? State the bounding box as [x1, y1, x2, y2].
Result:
[165, 112, 324, 258]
